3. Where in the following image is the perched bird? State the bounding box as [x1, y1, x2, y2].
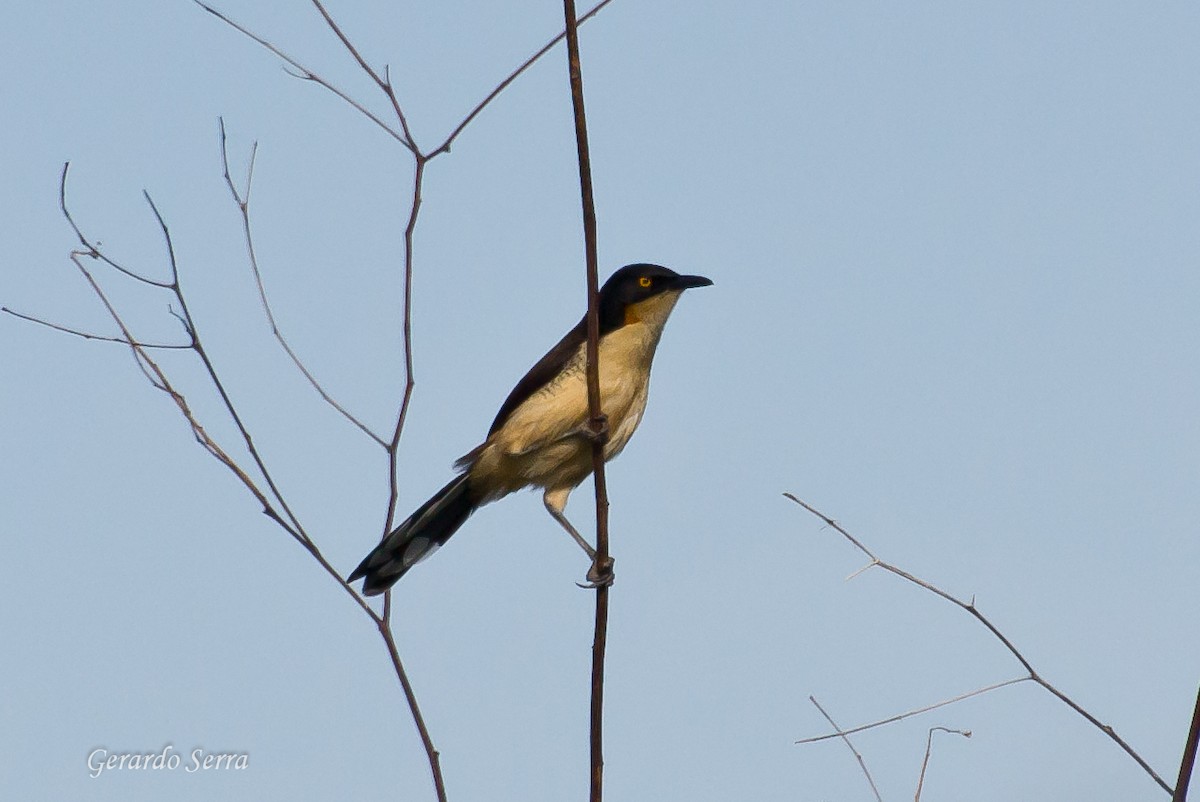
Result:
[349, 263, 712, 595]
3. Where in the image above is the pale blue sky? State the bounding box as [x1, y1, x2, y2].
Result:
[3, 2, 1198, 800]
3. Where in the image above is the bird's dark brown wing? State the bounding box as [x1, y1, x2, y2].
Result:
[486, 316, 587, 436]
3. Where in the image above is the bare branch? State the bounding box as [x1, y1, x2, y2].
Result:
[914, 727, 971, 802]
[58, 163, 175, 289]
[1175, 683, 1200, 802]
[216, 119, 387, 447]
[798, 676, 1029, 744]
[139, 188, 312, 549]
[378, 606, 447, 802]
[197, 0, 615, 163]
[560, 3, 613, 801]
[379, 157, 423, 541]
[192, 1, 415, 153]
[433, 0, 616, 157]
[785, 493, 1174, 795]
[808, 696, 883, 802]
[68, 251, 286, 532]
[196, 6, 444, 796]
[200, 6, 442, 797]
[783, 493, 1038, 676]
[58, 172, 387, 622]
[308, 0, 417, 148]
[0, 306, 191, 349]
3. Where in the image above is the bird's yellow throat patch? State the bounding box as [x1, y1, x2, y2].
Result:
[623, 292, 681, 329]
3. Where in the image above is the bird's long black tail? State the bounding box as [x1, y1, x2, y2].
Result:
[349, 474, 476, 595]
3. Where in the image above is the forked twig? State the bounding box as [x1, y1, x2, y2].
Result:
[57, 171, 174, 290]
[193, 0, 416, 153]
[57, 170, 383, 620]
[914, 727, 971, 802]
[140, 187, 312, 546]
[308, 0, 417, 148]
[0, 306, 190, 349]
[785, 492, 1174, 795]
[216, 119, 386, 447]
[809, 696, 883, 802]
[432, 0, 616, 156]
[797, 676, 1028, 744]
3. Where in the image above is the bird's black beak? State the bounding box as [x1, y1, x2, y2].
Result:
[669, 274, 713, 290]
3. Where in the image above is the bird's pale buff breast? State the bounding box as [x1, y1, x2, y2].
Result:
[466, 291, 682, 501]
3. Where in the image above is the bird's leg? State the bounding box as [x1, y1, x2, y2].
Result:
[543, 489, 615, 587]
[546, 502, 596, 559]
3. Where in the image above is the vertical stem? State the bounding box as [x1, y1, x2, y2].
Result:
[561, 2, 609, 800]
[378, 610, 448, 802]
[1175, 683, 1200, 802]
[384, 156, 426, 536]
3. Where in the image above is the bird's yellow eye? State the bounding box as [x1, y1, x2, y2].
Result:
[638, 276, 653, 288]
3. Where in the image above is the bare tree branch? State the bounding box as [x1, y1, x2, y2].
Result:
[378, 156, 422, 543]
[216, 118, 387, 447]
[57, 173, 389, 618]
[140, 188, 314, 546]
[914, 727, 971, 802]
[432, 0, 616, 157]
[193, 0, 415, 153]
[785, 492, 1174, 795]
[0, 306, 191, 349]
[308, 0, 418, 149]
[560, 2, 613, 800]
[808, 695, 883, 802]
[379, 592, 447, 802]
[1175, 683, 1200, 802]
[798, 676, 1029, 744]
[57, 163, 175, 289]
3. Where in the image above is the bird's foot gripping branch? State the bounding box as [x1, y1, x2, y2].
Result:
[580, 555, 616, 589]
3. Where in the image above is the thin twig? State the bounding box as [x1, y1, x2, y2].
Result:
[914, 727, 971, 802]
[432, 0, 616, 157]
[378, 612, 447, 802]
[58, 172, 388, 620]
[784, 493, 1174, 795]
[140, 189, 312, 547]
[0, 307, 191, 349]
[198, 0, 615, 161]
[192, 0, 415, 153]
[261, 5, 441, 796]
[1174, 683, 1200, 802]
[216, 119, 386, 447]
[808, 696, 883, 802]
[57, 163, 175, 289]
[561, 2, 611, 800]
[380, 157, 423, 543]
[308, 0, 417, 149]
[797, 676, 1029, 744]
[69, 254, 261, 495]
[71, 244, 379, 623]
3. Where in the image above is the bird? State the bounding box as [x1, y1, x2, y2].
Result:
[348, 263, 712, 595]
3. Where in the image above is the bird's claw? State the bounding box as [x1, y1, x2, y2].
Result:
[576, 555, 615, 589]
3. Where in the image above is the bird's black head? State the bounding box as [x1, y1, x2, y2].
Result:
[597, 264, 712, 331]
